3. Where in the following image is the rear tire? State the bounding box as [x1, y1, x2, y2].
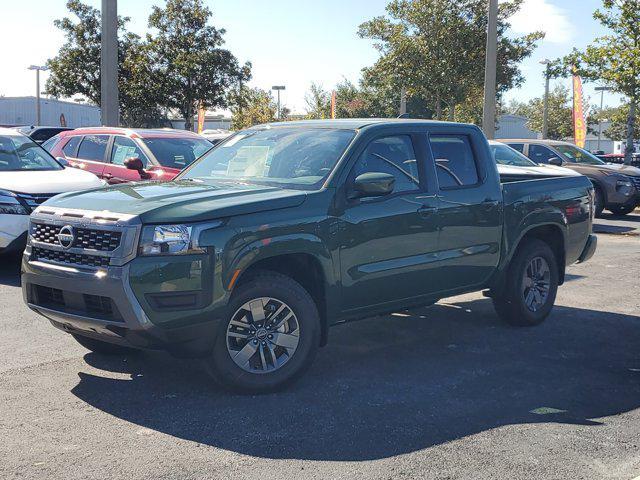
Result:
[609, 204, 636, 216]
[204, 271, 321, 394]
[72, 334, 136, 354]
[493, 239, 559, 327]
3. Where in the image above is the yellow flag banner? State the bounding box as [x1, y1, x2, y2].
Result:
[197, 102, 205, 133]
[572, 75, 587, 148]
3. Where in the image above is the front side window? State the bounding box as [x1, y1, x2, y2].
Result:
[77, 135, 109, 162]
[431, 135, 479, 188]
[41, 135, 62, 153]
[111, 136, 149, 167]
[555, 144, 605, 165]
[142, 137, 212, 169]
[351, 135, 420, 193]
[181, 127, 356, 188]
[491, 144, 537, 167]
[0, 135, 63, 171]
[528, 145, 561, 164]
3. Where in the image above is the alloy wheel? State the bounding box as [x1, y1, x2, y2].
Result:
[521, 256, 551, 312]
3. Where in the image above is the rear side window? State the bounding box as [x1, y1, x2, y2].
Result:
[352, 135, 420, 193]
[528, 144, 561, 164]
[62, 136, 81, 157]
[77, 135, 109, 162]
[430, 135, 479, 188]
[41, 136, 62, 152]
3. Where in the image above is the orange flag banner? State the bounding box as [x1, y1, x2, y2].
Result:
[572, 75, 587, 148]
[197, 102, 206, 133]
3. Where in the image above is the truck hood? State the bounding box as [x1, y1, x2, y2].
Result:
[0, 167, 104, 194]
[42, 180, 308, 224]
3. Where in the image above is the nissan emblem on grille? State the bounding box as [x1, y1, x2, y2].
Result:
[57, 225, 75, 249]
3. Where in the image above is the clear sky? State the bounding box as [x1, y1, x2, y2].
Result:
[0, 0, 625, 115]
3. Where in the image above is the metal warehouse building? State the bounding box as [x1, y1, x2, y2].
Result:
[0, 96, 100, 128]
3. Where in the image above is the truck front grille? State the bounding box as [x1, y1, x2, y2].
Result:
[32, 247, 110, 268]
[32, 223, 122, 251]
[630, 176, 640, 192]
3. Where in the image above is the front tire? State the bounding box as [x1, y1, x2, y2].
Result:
[204, 271, 320, 394]
[594, 187, 605, 218]
[493, 239, 559, 327]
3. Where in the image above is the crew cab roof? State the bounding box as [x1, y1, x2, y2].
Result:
[249, 118, 476, 130]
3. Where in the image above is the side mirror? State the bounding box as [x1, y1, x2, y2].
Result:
[549, 157, 563, 167]
[56, 157, 70, 168]
[124, 157, 145, 171]
[350, 172, 395, 199]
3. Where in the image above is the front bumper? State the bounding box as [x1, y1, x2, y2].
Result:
[22, 257, 220, 356]
[0, 214, 29, 250]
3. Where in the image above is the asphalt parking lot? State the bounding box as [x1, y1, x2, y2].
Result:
[1, 229, 639, 479]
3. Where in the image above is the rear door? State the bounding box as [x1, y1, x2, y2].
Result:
[71, 134, 110, 179]
[429, 132, 502, 292]
[338, 130, 441, 314]
[102, 135, 151, 183]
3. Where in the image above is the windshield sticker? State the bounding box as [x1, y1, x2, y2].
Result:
[226, 146, 270, 177]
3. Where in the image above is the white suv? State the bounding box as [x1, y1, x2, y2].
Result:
[0, 128, 105, 253]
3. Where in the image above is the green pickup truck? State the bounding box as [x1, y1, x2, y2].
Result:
[22, 119, 597, 392]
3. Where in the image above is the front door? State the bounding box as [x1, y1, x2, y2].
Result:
[338, 133, 441, 314]
[103, 136, 150, 184]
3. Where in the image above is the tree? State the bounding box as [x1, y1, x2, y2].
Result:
[229, 87, 277, 130]
[508, 85, 574, 140]
[564, 0, 640, 163]
[591, 104, 640, 141]
[147, 0, 249, 130]
[358, 0, 543, 122]
[45, 0, 165, 126]
[304, 83, 331, 119]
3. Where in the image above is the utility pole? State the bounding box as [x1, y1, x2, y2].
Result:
[540, 59, 551, 139]
[101, 0, 119, 126]
[28, 65, 48, 126]
[482, 0, 498, 139]
[399, 86, 407, 116]
[272, 85, 285, 120]
[594, 86, 612, 152]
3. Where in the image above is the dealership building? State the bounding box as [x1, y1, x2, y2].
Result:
[0, 96, 101, 128]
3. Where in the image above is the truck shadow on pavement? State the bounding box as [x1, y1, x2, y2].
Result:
[71, 298, 640, 461]
[0, 253, 21, 287]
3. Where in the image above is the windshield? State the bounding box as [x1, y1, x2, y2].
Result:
[181, 127, 356, 188]
[142, 137, 213, 170]
[555, 145, 605, 165]
[490, 144, 537, 167]
[0, 135, 63, 171]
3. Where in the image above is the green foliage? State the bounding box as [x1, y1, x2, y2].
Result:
[508, 85, 574, 140]
[357, 0, 544, 121]
[562, 0, 640, 162]
[45, 0, 166, 127]
[304, 83, 331, 119]
[228, 87, 277, 130]
[147, 0, 249, 130]
[591, 104, 640, 140]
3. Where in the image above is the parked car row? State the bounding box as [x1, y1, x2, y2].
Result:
[497, 139, 640, 216]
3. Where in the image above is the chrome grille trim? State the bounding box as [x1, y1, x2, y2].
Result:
[28, 209, 141, 269]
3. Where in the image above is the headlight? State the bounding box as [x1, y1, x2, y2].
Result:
[139, 224, 212, 256]
[615, 175, 634, 195]
[0, 189, 29, 215]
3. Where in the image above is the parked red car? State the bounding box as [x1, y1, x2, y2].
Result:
[45, 127, 213, 184]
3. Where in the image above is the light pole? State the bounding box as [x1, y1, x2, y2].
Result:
[272, 86, 285, 120]
[28, 65, 48, 126]
[540, 59, 551, 139]
[482, 0, 498, 139]
[101, 0, 119, 126]
[595, 86, 612, 152]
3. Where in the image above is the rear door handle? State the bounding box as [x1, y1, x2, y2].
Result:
[417, 205, 437, 218]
